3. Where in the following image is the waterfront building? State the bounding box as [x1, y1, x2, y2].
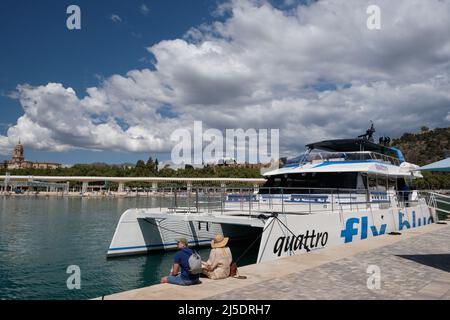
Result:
[1, 141, 62, 170]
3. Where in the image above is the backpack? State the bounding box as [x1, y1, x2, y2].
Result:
[229, 262, 238, 277]
[229, 262, 247, 279]
[188, 250, 203, 275]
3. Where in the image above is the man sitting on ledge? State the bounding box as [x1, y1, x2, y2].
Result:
[160, 238, 201, 286]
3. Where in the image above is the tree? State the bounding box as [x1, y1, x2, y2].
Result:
[146, 157, 154, 168]
[135, 160, 146, 175]
[146, 156, 158, 174]
[136, 160, 145, 167]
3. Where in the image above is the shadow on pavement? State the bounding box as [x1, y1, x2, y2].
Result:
[396, 254, 450, 273]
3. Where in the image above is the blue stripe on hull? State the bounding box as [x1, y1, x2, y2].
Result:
[108, 239, 212, 252]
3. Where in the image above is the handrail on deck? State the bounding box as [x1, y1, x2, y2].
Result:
[161, 186, 433, 217]
[287, 151, 402, 167]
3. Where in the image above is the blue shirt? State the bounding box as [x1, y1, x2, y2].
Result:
[174, 248, 200, 281]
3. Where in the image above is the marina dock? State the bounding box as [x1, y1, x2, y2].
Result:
[100, 222, 450, 300]
[0, 175, 265, 195]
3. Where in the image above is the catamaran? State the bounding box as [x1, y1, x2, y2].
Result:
[107, 129, 440, 263]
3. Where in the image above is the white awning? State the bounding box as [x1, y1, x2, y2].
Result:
[416, 158, 450, 172]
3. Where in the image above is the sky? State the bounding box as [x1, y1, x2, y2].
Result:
[0, 0, 449, 165]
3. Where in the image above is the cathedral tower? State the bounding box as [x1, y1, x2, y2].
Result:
[12, 140, 24, 163]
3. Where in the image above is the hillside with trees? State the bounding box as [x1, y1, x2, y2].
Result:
[392, 126, 449, 166]
[392, 126, 450, 189]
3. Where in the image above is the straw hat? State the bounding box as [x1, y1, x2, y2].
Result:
[211, 234, 229, 248]
[175, 238, 188, 246]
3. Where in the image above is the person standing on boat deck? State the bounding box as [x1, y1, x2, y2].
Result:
[160, 238, 201, 286]
[202, 235, 233, 280]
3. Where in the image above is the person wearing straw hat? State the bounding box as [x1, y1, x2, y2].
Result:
[202, 234, 233, 280]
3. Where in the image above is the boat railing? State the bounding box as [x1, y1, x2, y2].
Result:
[285, 151, 401, 167]
[420, 190, 450, 221]
[159, 186, 429, 218]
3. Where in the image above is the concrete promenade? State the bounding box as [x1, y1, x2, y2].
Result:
[100, 222, 450, 300]
[0, 175, 266, 194]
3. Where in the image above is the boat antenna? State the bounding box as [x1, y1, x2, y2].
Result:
[357, 121, 376, 142]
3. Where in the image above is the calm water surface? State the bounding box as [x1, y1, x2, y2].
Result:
[0, 196, 258, 300]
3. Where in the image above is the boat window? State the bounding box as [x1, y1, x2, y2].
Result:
[345, 153, 372, 161]
[367, 174, 390, 191]
[377, 175, 388, 191]
[388, 178, 396, 191]
[284, 154, 307, 166]
[357, 173, 367, 190]
[260, 172, 359, 194]
[309, 154, 323, 162]
[368, 175, 377, 191]
[282, 151, 401, 167]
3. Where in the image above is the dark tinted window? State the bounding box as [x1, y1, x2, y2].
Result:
[260, 172, 358, 194]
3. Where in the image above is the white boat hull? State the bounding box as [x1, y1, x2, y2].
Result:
[107, 196, 436, 261]
[257, 198, 436, 262]
[107, 209, 262, 257]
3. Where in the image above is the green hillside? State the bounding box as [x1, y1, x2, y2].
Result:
[392, 126, 450, 166]
[392, 126, 450, 189]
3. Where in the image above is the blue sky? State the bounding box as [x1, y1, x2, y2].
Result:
[0, 0, 220, 164]
[1, 0, 449, 165]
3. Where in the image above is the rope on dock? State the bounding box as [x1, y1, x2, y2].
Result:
[234, 215, 276, 265]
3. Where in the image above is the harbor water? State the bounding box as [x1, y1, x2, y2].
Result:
[0, 196, 259, 300]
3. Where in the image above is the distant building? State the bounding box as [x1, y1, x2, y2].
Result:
[1, 141, 62, 170]
[216, 158, 237, 166]
[209, 158, 273, 169]
[158, 161, 204, 171]
[155, 158, 274, 171]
